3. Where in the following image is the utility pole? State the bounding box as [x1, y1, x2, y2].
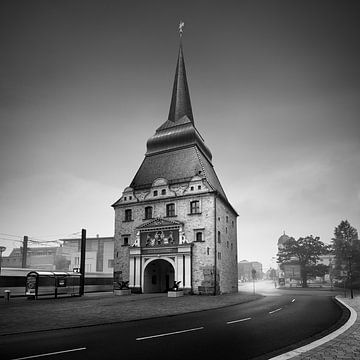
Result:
[22, 236, 28, 268]
[79, 229, 86, 296]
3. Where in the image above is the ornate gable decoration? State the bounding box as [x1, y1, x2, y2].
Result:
[137, 217, 183, 230]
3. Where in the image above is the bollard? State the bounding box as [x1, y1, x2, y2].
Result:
[4, 290, 11, 302]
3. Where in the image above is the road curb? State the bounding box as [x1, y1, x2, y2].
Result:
[268, 296, 357, 360]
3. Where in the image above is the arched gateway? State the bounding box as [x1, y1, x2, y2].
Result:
[143, 259, 175, 293]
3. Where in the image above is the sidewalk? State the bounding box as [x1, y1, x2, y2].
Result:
[0, 291, 262, 336]
[273, 295, 360, 360]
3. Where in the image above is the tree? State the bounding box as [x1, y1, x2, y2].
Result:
[307, 264, 329, 282]
[277, 235, 329, 287]
[332, 220, 360, 285]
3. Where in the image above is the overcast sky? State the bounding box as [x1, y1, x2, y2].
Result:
[1, 1, 359, 269]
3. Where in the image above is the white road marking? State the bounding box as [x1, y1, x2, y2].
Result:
[226, 317, 251, 324]
[11, 347, 86, 360]
[292, 298, 295, 303]
[269, 307, 282, 314]
[136, 326, 204, 341]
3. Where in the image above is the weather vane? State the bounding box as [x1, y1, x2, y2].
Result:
[179, 21, 184, 37]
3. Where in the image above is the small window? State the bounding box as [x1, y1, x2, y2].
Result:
[166, 203, 175, 217]
[124, 209, 132, 221]
[232, 220, 234, 227]
[198, 185, 201, 190]
[218, 252, 221, 260]
[153, 190, 158, 196]
[116, 251, 119, 258]
[161, 189, 166, 195]
[207, 247, 210, 255]
[231, 243, 233, 251]
[191, 186, 194, 191]
[218, 217, 220, 221]
[145, 206, 153, 220]
[196, 232, 203, 242]
[129, 196, 132, 200]
[227, 241, 229, 248]
[226, 216, 229, 223]
[190, 200, 200, 214]
[124, 197, 127, 201]
[217, 231, 221, 244]
[226, 227, 228, 234]
[123, 237, 129, 246]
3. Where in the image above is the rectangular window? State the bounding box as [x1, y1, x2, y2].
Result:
[218, 252, 221, 260]
[226, 216, 229, 223]
[190, 200, 200, 214]
[125, 209, 132, 221]
[153, 190, 158, 196]
[207, 247, 210, 255]
[196, 232, 203, 242]
[166, 203, 175, 217]
[161, 189, 166, 195]
[74, 257, 80, 266]
[217, 231, 221, 244]
[145, 206, 153, 219]
[108, 259, 114, 268]
[123, 237, 129, 246]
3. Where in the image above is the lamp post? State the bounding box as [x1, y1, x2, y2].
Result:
[348, 254, 353, 299]
[0, 246, 6, 275]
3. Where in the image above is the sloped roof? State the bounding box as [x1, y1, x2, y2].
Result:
[130, 145, 228, 201]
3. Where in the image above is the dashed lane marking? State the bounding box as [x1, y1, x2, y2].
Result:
[269, 308, 282, 314]
[227, 317, 252, 324]
[136, 327, 204, 341]
[11, 347, 87, 360]
[292, 298, 295, 303]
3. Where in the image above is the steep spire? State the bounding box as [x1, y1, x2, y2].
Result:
[168, 26, 194, 124]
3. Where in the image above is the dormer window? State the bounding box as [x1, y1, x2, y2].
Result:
[191, 186, 194, 191]
[153, 190, 158, 197]
[129, 196, 132, 200]
[161, 189, 166, 195]
[198, 185, 201, 190]
[124, 197, 127, 201]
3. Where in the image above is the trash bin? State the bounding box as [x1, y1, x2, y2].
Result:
[4, 290, 11, 302]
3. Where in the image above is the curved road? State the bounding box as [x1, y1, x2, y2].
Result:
[0, 289, 345, 360]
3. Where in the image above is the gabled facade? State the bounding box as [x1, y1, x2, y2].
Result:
[112, 36, 238, 294]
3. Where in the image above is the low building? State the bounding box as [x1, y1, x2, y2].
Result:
[2, 246, 59, 270]
[238, 260, 263, 281]
[60, 237, 114, 274]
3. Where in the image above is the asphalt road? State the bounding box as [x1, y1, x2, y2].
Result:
[0, 291, 346, 360]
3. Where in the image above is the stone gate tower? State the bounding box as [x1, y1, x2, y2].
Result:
[112, 32, 238, 294]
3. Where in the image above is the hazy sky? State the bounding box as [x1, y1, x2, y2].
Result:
[1, 1, 359, 269]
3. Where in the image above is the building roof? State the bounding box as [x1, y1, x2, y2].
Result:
[128, 39, 237, 212]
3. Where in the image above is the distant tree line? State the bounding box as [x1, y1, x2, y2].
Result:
[276, 220, 359, 288]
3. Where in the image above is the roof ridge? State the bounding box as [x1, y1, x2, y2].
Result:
[194, 146, 214, 191]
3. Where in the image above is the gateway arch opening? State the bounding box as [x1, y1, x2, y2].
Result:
[143, 259, 175, 293]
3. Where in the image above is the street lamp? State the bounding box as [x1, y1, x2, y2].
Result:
[0, 246, 6, 275]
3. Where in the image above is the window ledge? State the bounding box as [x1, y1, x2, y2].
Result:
[165, 215, 177, 218]
[188, 212, 202, 216]
[122, 219, 134, 223]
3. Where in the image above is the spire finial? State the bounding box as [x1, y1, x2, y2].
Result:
[179, 21, 184, 37]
